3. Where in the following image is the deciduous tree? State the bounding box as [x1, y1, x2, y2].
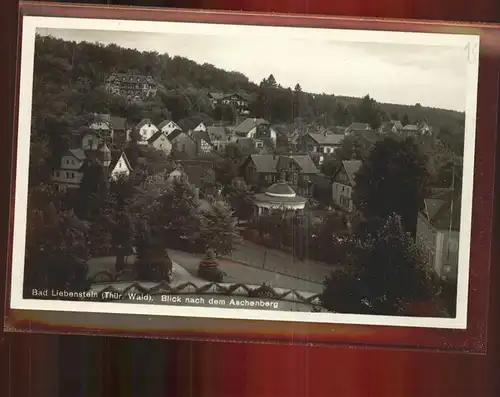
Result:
[321, 214, 440, 315]
[353, 137, 430, 237]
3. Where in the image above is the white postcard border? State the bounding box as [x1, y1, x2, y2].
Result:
[9, 15, 480, 329]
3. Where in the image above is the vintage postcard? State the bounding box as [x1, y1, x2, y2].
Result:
[9, 14, 479, 329]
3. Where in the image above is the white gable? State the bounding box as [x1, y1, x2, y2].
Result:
[194, 122, 207, 132]
[111, 154, 131, 178]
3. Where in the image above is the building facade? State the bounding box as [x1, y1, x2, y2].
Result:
[331, 160, 362, 212]
[105, 73, 157, 101]
[415, 190, 460, 281]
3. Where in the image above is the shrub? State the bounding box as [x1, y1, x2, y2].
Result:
[197, 249, 225, 282]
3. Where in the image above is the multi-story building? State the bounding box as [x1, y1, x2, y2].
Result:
[105, 73, 157, 101]
[331, 160, 363, 212]
[241, 154, 319, 197]
[416, 189, 461, 282]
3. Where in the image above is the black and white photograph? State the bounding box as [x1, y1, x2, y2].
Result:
[10, 15, 479, 328]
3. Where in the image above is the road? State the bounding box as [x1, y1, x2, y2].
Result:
[87, 250, 324, 294]
[168, 249, 323, 294]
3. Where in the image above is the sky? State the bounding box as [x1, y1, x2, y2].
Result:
[36, 27, 469, 112]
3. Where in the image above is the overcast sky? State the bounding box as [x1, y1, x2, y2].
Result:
[37, 27, 469, 111]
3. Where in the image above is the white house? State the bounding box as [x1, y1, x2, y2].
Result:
[148, 131, 172, 154]
[136, 118, 159, 144]
[52, 149, 86, 191]
[158, 119, 181, 135]
[331, 160, 362, 212]
[416, 190, 460, 281]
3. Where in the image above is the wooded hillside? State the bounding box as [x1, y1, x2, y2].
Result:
[32, 34, 465, 124]
[30, 34, 466, 167]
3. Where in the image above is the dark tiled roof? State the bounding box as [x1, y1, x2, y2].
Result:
[347, 122, 371, 131]
[247, 154, 319, 174]
[423, 190, 461, 231]
[191, 129, 212, 145]
[166, 128, 184, 141]
[307, 132, 344, 145]
[69, 149, 87, 161]
[147, 131, 167, 143]
[247, 154, 279, 173]
[289, 155, 319, 174]
[177, 118, 201, 132]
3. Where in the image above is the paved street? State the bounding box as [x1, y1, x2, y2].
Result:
[87, 250, 323, 294]
[227, 240, 340, 284]
[168, 249, 323, 293]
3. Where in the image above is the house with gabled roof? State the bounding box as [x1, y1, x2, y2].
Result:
[206, 126, 229, 152]
[52, 148, 87, 191]
[234, 118, 277, 143]
[52, 144, 133, 192]
[169, 129, 198, 158]
[136, 119, 159, 145]
[301, 131, 345, 154]
[331, 159, 363, 212]
[190, 129, 213, 154]
[345, 122, 372, 136]
[241, 154, 319, 197]
[147, 131, 172, 154]
[158, 119, 181, 135]
[379, 120, 404, 134]
[84, 113, 129, 148]
[416, 188, 461, 281]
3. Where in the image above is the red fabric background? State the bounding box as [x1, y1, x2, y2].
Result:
[2, 1, 500, 396]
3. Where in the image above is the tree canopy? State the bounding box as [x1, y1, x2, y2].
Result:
[353, 137, 430, 237]
[321, 214, 440, 315]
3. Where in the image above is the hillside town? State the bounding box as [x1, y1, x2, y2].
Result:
[26, 34, 466, 317]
